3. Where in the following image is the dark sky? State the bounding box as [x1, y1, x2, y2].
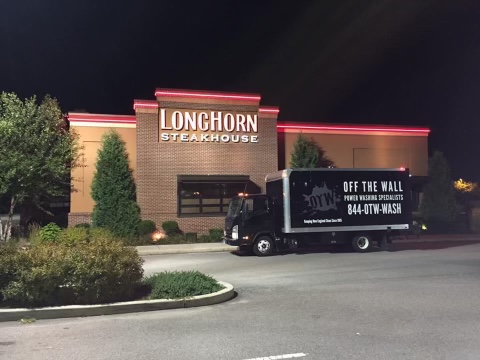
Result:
[1, 1, 479, 180]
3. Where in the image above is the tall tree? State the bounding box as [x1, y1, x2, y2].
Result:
[91, 130, 140, 238]
[290, 134, 334, 168]
[316, 143, 335, 168]
[0, 92, 80, 241]
[419, 151, 458, 232]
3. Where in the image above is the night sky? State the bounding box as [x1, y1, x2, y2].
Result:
[1, 1, 479, 180]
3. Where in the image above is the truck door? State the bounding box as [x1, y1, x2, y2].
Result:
[243, 196, 273, 238]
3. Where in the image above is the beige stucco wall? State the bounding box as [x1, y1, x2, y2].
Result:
[282, 131, 428, 176]
[70, 126, 137, 214]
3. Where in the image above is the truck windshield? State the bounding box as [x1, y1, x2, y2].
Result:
[226, 196, 243, 218]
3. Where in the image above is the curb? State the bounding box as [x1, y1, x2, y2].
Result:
[0, 281, 234, 323]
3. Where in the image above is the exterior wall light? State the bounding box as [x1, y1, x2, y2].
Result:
[152, 229, 166, 243]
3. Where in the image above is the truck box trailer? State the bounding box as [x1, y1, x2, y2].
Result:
[224, 168, 412, 256]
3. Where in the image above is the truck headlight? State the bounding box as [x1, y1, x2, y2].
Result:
[232, 225, 238, 240]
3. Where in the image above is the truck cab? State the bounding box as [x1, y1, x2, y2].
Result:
[223, 193, 276, 255]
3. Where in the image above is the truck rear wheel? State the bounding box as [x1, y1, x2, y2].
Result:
[352, 233, 372, 253]
[253, 236, 274, 256]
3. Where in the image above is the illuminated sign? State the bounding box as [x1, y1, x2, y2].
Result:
[159, 108, 259, 143]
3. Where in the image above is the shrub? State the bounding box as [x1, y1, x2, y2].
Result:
[1, 240, 144, 307]
[68, 240, 144, 305]
[144, 271, 224, 299]
[157, 234, 185, 245]
[89, 227, 118, 243]
[162, 221, 180, 235]
[138, 220, 156, 236]
[122, 235, 154, 246]
[75, 223, 91, 229]
[39, 223, 62, 243]
[58, 227, 89, 246]
[0, 243, 19, 302]
[27, 223, 41, 244]
[197, 235, 215, 243]
[2, 243, 73, 306]
[185, 232, 197, 242]
[208, 228, 223, 242]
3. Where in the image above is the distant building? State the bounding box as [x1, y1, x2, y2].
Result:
[68, 88, 429, 233]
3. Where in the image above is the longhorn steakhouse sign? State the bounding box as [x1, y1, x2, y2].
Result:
[158, 108, 259, 143]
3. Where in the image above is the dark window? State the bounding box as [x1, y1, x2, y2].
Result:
[243, 197, 269, 220]
[178, 178, 247, 217]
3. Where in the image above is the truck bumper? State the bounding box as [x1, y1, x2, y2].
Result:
[223, 237, 242, 246]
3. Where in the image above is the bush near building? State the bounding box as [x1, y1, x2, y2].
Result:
[161, 221, 181, 235]
[138, 220, 156, 236]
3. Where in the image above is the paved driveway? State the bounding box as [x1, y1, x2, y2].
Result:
[1, 242, 480, 360]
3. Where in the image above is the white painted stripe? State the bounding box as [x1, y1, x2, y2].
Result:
[243, 353, 307, 360]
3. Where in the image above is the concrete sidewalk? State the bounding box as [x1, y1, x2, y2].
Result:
[136, 234, 480, 256]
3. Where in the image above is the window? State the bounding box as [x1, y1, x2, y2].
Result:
[243, 196, 269, 219]
[178, 176, 249, 217]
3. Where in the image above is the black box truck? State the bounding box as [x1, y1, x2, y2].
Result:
[224, 168, 412, 256]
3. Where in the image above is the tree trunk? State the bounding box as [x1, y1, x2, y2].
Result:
[0, 195, 17, 242]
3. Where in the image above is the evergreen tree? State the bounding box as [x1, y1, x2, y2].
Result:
[91, 131, 140, 238]
[316, 143, 335, 168]
[290, 134, 334, 168]
[419, 151, 458, 232]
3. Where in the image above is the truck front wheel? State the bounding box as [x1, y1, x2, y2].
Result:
[253, 236, 274, 256]
[352, 233, 372, 253]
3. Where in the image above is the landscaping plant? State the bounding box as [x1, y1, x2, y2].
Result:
[162, 221, 180, 235]
[144, 271, 224, 299]
[0, 229, 144, 307]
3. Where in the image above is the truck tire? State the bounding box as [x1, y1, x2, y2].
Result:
[253, 236, 274, 256]
[352, 233, 372, 253]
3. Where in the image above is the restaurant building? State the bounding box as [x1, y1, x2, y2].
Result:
[68, 88, 430, 233]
